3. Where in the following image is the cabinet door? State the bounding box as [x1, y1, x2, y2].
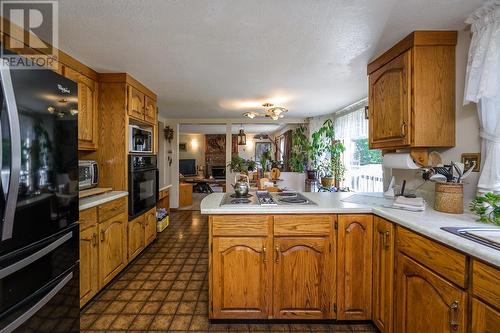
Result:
[144, 208, 157, 246]
[369, 50, 411, 149]
[128, 215, 145, 261]
[64, 66, 98, 150]
[471, 297, 500, 333]
[98, 212, 128, 288]
[80, 225, 98, 307]
[273, 237, 333, 319]
[211, 237, 271, 319]
[372, 217, 394, 333]
[127, 85, 145, 120]
[144, 96, 157, 124]
[395, 254, 466, 333]
[337, 215, 373, 320]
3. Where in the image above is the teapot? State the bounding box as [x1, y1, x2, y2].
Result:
[232, 174, 250, 197]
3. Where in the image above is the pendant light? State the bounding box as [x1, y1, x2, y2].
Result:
[237, 124, 246, 145]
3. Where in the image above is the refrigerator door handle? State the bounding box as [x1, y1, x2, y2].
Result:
[0, 271, 73, 333]
[0, 63, 21, 241]
[0, 231, 73, 279]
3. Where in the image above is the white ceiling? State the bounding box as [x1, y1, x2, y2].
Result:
[179, 123, 284, 135]
[58, 0, 483, 119]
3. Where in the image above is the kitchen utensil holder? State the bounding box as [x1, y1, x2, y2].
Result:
[434, 183, 463, 214]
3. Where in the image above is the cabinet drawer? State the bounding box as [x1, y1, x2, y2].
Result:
[274, 215, 333, 236]
[397, 227, 466, 287]
[211, 215, 269, 236]
[80, 207, 97, 229]
[472, 260, 500, 308]
[98, 197, 127, 222]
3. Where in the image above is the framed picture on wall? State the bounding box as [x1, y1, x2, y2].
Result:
[179, 143, 187, 152]
[255, 142, 272, 161]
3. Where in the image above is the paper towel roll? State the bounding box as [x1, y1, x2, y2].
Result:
[382, 153, 420, 169]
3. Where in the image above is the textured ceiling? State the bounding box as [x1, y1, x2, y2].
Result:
[179, 124, 284, 135]
[58, 0, 483, 119]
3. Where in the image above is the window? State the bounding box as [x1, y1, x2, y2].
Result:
[334, 107, 383, 192]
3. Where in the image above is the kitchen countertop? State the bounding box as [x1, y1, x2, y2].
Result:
[159, 184, 172, 192]
[201, 192, 500, 268]
[79, 191, 128, 211]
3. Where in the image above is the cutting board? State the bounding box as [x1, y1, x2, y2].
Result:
[79, 188, 112, 198]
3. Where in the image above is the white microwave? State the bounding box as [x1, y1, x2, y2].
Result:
[129, 125, 153, 153]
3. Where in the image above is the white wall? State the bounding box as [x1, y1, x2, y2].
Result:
[392, 30, 481, 202]
[179, 133, 205, 175]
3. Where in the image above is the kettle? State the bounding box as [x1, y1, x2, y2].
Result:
[232, 174, 250, 197]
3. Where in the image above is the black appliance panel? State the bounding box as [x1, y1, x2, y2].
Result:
[0, 224, 78, 332]
[128, 155, 158, 219]
[0, 67, 78, 255]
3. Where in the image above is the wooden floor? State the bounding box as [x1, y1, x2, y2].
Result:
[81, 210, 378, 332]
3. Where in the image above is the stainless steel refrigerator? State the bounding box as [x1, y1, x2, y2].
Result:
[0, 59, 79, 332]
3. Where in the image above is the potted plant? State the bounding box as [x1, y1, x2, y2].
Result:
[290, 125, 309, 173]
[227, 156, 247, 174]
[259, 149, 272, 174]
[470, 192, 500, 226]
[309, 119, 345, 188]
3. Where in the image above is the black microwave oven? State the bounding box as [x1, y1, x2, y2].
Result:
[129, 125, 153, 153]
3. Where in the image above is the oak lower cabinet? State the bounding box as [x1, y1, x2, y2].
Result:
[79, 224, 98, 307]
[337, 214, 373, 320]
[471, 298, 500, 332]
[98, 212, 128, 288]
[395, 254, 466, 333]
[372, 217, 394, 333]
[211, 237, 272, 319]
[273, 237, 333, 319]
[128, 214, 145, 261]
[144, 207, 157, 245]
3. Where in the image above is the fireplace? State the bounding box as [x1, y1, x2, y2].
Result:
[211, 166, 226, 179]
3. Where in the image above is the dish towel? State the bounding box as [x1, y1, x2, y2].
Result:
[393, 196, 426, 211]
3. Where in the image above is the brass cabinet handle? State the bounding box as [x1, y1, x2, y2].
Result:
[91, 233, 97, 247]
[449, 300, 459, 331]
[400, 121, 407, 138]
[383, 231, 390, 250]
[100, 230, 105, 242]
[262, 247, 267, 263]
[275, 246, 281, 263]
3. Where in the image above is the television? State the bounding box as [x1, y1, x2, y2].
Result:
[179, 159, 197, 176]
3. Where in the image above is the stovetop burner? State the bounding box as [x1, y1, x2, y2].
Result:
[230, 198, 251, 204]
[279, 197, 308, 204]
[230, 193, 252, 198]
[277, 192, 298, 197]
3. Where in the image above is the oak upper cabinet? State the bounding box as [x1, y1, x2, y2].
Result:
[367, 31, 457, 150]
[471, 260, 500, 332]
[144, 207, 157, 246]
[98, 212, 128, 288]
[128, 214, 145, 261]
[395, 254, 466, 333]
[79, 224, 98, 307]
[211, 237, 272, 319]
[273, 237, 332, 319]
[127, 85, 145, 120]
[337, 214, 373, 320]
[369, 50, 411, 148]
[372, 217, 394, 333]
[64, 66, 99, 150]
[144, 96, 157, 125]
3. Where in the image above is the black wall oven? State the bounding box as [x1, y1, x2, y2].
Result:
[128, 155, 158, 219]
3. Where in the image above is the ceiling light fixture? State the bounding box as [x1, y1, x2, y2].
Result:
[242, 103, 288, 121]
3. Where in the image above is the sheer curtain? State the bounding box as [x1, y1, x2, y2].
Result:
[334, 107, 383, 192]
[464, 1, 500, 194]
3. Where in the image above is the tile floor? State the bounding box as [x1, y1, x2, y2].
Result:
[81, 210, 378, 332]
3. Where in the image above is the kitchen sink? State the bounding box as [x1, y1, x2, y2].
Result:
[441, 227, 500, 251]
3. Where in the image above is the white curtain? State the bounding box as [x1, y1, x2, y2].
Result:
[464, 1, 500, 194]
